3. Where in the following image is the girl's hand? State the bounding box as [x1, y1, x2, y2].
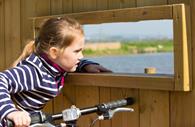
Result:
[60, 123, 66, 127]
[6, 111, 31, 127]
[84, 64, 112, 73]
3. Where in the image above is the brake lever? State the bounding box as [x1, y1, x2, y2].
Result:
[98, 107, 134, 120]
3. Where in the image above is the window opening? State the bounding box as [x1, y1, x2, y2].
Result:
[83, 20, 173, 74]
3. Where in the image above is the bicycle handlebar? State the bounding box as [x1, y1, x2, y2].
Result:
[7, 97, 135, 127]
[52, 97, 134, 121]
[81, 97, 134, 115]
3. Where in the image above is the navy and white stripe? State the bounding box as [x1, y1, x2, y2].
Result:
[0, 53, 98, 126]
[0, 53, 57, 125]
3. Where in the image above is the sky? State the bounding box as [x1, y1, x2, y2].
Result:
[83, 20, 173, 40]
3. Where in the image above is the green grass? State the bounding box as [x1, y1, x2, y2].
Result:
[83, 39, 173, 56]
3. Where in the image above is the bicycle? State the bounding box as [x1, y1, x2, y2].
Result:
[7, 97, 135, 127]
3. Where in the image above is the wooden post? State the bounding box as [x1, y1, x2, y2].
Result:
[144, 67, 156, 74]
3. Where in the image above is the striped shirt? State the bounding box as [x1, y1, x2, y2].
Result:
[0, 53, 97, 126]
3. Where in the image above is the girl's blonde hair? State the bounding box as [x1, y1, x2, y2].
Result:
[12, 17, 84, 67]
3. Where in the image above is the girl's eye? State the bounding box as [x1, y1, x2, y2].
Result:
[74, 48, 82, 53]
[74, 50, 80, 53]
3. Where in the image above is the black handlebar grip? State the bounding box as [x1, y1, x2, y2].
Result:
[97, 97, 134, 113]
[106, 97, 134, 108]
[30, 112, 46, 124]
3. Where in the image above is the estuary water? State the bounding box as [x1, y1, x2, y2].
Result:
[87, 52, 173, 74]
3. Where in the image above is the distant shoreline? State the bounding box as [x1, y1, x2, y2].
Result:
[83, 39, 173, 57]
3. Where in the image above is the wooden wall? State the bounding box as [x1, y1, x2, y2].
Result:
[0, 0, 193, 127]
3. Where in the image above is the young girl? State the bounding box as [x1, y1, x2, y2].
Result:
[0, 17, 111, 127]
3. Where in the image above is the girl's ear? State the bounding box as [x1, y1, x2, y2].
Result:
[48, 47, 59, 60]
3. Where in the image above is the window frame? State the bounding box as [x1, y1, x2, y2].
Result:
[32, 4, 191, 91]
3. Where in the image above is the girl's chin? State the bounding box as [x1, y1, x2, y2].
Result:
[63, 65, 78, 72]
[68, 66, 77, 72]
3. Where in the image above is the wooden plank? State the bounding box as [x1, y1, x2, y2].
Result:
[72, 0, 96, 12]
[51, 0, 76, 118]
[65, 73, 175, 91]
[99, 87, 111, 127]
[62, 0, 73, 13]
[184, 4, 192, 91]
[72, 0, 84, 12]
[75, 86, 99, 127]
[97, 0, 108, 10]
[83, 0, 97, 11]
[170, 1, 192, 126]
[53, 85, 76, 113]
[170, 0, 195, 127]
[190, 0, 195, 125]
[34, 5, 173, 29]
[137, 0, 167, 7]
[51, 0, 63, 15]
[98, 0, 136, 10]
[0, 0, 5, 71]
[108, 0, 121, 9]
[42, 100, 53, 114]
[123, 0, 136, 8]
[68, 2, 100, 127]
[21, 0, 52, 112]
[173, 4, 191, 91]
[33, 0, 51, 113]
[98, 3, 136, 127]
[170, 92, 193, 127]
[137, 1, 170, 127]
[168, 0, 183, 4]
[21, 0, 36, 46]
[140, 25, 169, 126]
[4, 0, 21, 68]
[20, 0, 50, 49]
[52, 85, 76, 124]
[34, 0, 51, 16]
[108, 0, 136, 9]
[140, 90, 169, 127]
[110, 88, 139, 127]
[168, 0, 190, 4]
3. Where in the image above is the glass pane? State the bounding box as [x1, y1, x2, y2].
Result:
[83, 20, 173, 74]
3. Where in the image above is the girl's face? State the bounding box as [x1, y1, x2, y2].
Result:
[53, 34, 85, 72]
